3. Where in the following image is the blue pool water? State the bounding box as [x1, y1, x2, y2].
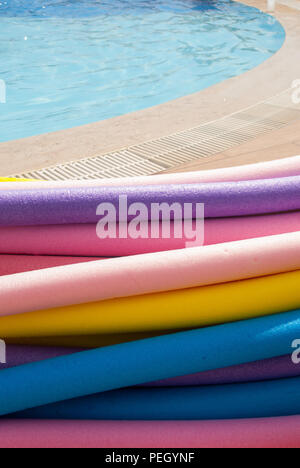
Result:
[0, 0, 285, 142]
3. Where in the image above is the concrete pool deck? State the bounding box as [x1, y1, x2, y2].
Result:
[165, 113, 300, 173]
[1, 0, 300, 177]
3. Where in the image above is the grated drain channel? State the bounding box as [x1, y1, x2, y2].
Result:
[12, 88, 300, 181]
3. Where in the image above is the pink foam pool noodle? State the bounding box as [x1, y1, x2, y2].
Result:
[0, 230, 300, 316]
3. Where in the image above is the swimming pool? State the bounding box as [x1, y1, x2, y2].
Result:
[0, 0, 285, 142]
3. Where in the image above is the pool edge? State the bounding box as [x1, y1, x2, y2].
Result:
[1, 0, 299, 176]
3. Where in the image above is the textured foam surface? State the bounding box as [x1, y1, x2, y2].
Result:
[1, 176, 300, 226]
[13, 376, 300, 420]
[0, 211, 299, 257]
[0, 416, 299, 448]
[1, 346, 298, 387]
[144, 354, 300, 387]
[0, 309, 299, 417]
[0, 232, 300, 317]
[0, 270, 299, 335]
[0, 255, 103, 276]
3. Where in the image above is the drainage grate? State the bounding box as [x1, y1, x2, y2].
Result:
[12, 88, 300, 181]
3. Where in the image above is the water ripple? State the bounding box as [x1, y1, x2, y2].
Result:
[0, 0, 285, 141]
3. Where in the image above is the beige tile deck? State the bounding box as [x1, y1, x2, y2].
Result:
[165, 115, 300, 173]
[1, 0, 300, 176]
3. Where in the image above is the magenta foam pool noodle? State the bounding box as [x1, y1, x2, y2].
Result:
[0, 255, 104, 276]
[0, 211, 300, 257]
[0, 416, 300, 448]
[1, 176, 300, 226]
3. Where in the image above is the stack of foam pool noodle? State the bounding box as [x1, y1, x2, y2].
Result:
[0, 155, 300, 448]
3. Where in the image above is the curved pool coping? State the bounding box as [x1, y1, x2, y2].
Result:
[1, 0, 300, 176]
